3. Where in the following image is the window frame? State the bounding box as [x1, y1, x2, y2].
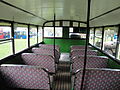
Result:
[0, 20, 43, 60]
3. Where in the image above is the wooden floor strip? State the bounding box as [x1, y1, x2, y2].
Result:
[53, 61, 71, 90]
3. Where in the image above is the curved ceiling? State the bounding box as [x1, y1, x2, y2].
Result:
[0, 0, 87, 25]
[0, 0, 120, 26]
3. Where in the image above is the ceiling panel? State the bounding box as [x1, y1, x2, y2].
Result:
[2, 0, 120, 26]
[90, 0, 120, 19]
[0, 2, 44, 25]
[42, 7, 54, 20]
[90, 8, 120, 27]
[1, 0, 120, 26]
[3, 0, 88, 23]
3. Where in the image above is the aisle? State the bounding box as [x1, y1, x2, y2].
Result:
[53, 53, 71, 90]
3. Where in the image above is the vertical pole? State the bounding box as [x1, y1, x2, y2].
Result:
[54, 14, 56, 63]
[37, 26, 39, 43]
[79, 22, 80, 33]
[28, 24, 30, 47]
[11, 22, 15, 54]
[78, 22, 80, 27]
[70, 21, 73, 27]
[79, 22, 81, 41]
[101, 26, 105, 50]
[42, 25, 44, 42]
[80, 0, 91, 90]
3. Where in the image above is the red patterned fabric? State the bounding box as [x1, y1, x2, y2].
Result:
[32, 48, 59, 63]
[70, 50, 97, 59]
[74, 68, 120, 90]
[39, 44, 60, 53]
[21, 53, 56, 73]
[70, 45, 92, 51]
[0, 65, 50, 90]
[72, 56, 108, 73]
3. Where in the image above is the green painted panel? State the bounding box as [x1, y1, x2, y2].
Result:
[63, 27, 69, 38]
[97, 51, 120, 68]
[44, 38, 86, 52]
[44, 38, 120, 68]
[107, 59, 120, 69]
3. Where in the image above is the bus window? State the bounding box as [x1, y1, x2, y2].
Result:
[89, 28, 94, 45]
[69, 27, 86, 39]
[0, 22, 12, 59]
[44, 27, 62, 38]
[55, 27, 62, 37]
[30, 26, 37, 46]
[55, 22, 60, 26]
[63, 21, 70, 26]
[0, 26, 11, 39]
[103, 27, 118, 56]
[0, 32, 4, 39]
[73, 22, 79, 27]
[38, 27, 42, 42]
[0, 40, 13, 59]
[94, 28, 102, 49]
[14, 24, 28, 53]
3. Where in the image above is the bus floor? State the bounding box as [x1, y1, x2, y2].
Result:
[53, 53, 71, 90]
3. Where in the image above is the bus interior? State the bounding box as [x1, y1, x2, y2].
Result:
[0, 0, 120, 90]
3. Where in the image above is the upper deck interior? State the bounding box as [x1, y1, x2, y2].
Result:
[1, 0, 120, 90]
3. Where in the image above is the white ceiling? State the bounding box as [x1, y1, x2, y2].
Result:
[0, 0, 120, 26]
[90, 0, 120, 26]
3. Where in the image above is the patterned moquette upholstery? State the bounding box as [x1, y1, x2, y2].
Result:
[32, 48, 59, 63]
[70, 50, 97, 59]
[70, 45, 92, 51]
[0, 65, 50, 90]
[38, 47, 60, 59]
[74, 68, 120, 90]
[39, 44, 60, 53]
[21, 53, 56, 74]
[72, 56, 108, 73]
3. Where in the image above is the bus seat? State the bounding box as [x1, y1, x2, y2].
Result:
[71, 56, 108, 73]
[21, 53, 56, 74]
[37, 47, 60, 59]
[74, 68, 120, 90]
[39, 44, 60, 53]
[70, 45, 92, 51]
[70, 50, 98, 59]
[0, 65, 51, 90]
[32, 48, 59, 63]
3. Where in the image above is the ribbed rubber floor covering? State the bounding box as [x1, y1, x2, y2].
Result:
[53, 61, 71, 90]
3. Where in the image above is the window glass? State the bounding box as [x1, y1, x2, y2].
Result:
[73, 22, 78, 27]
[55, 27, 62, 37]
[69, 27, 86, 39]
[89, 28, 94, 45]
[94, 28, 102, 49]
[69, 28, 73, 33]
[103, 27, 118, 56]
[44, 27, 54, 37]
[80, 23, 87, 27]
[14, 24, 28, 53]
[117, 43, 120, 59]
[116, 33, 120, 59]
[79, 27, 86, 39]
[44, 27, 62, 37]
[63, 21, 69, 26]
[0, 40, 13, 59]
[30, 26, 37, 46]
[38, 27, 42, 42]
[45, 22, 53, 26]
[55, 22, 59, 26]
[0, 26, 11, 39]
